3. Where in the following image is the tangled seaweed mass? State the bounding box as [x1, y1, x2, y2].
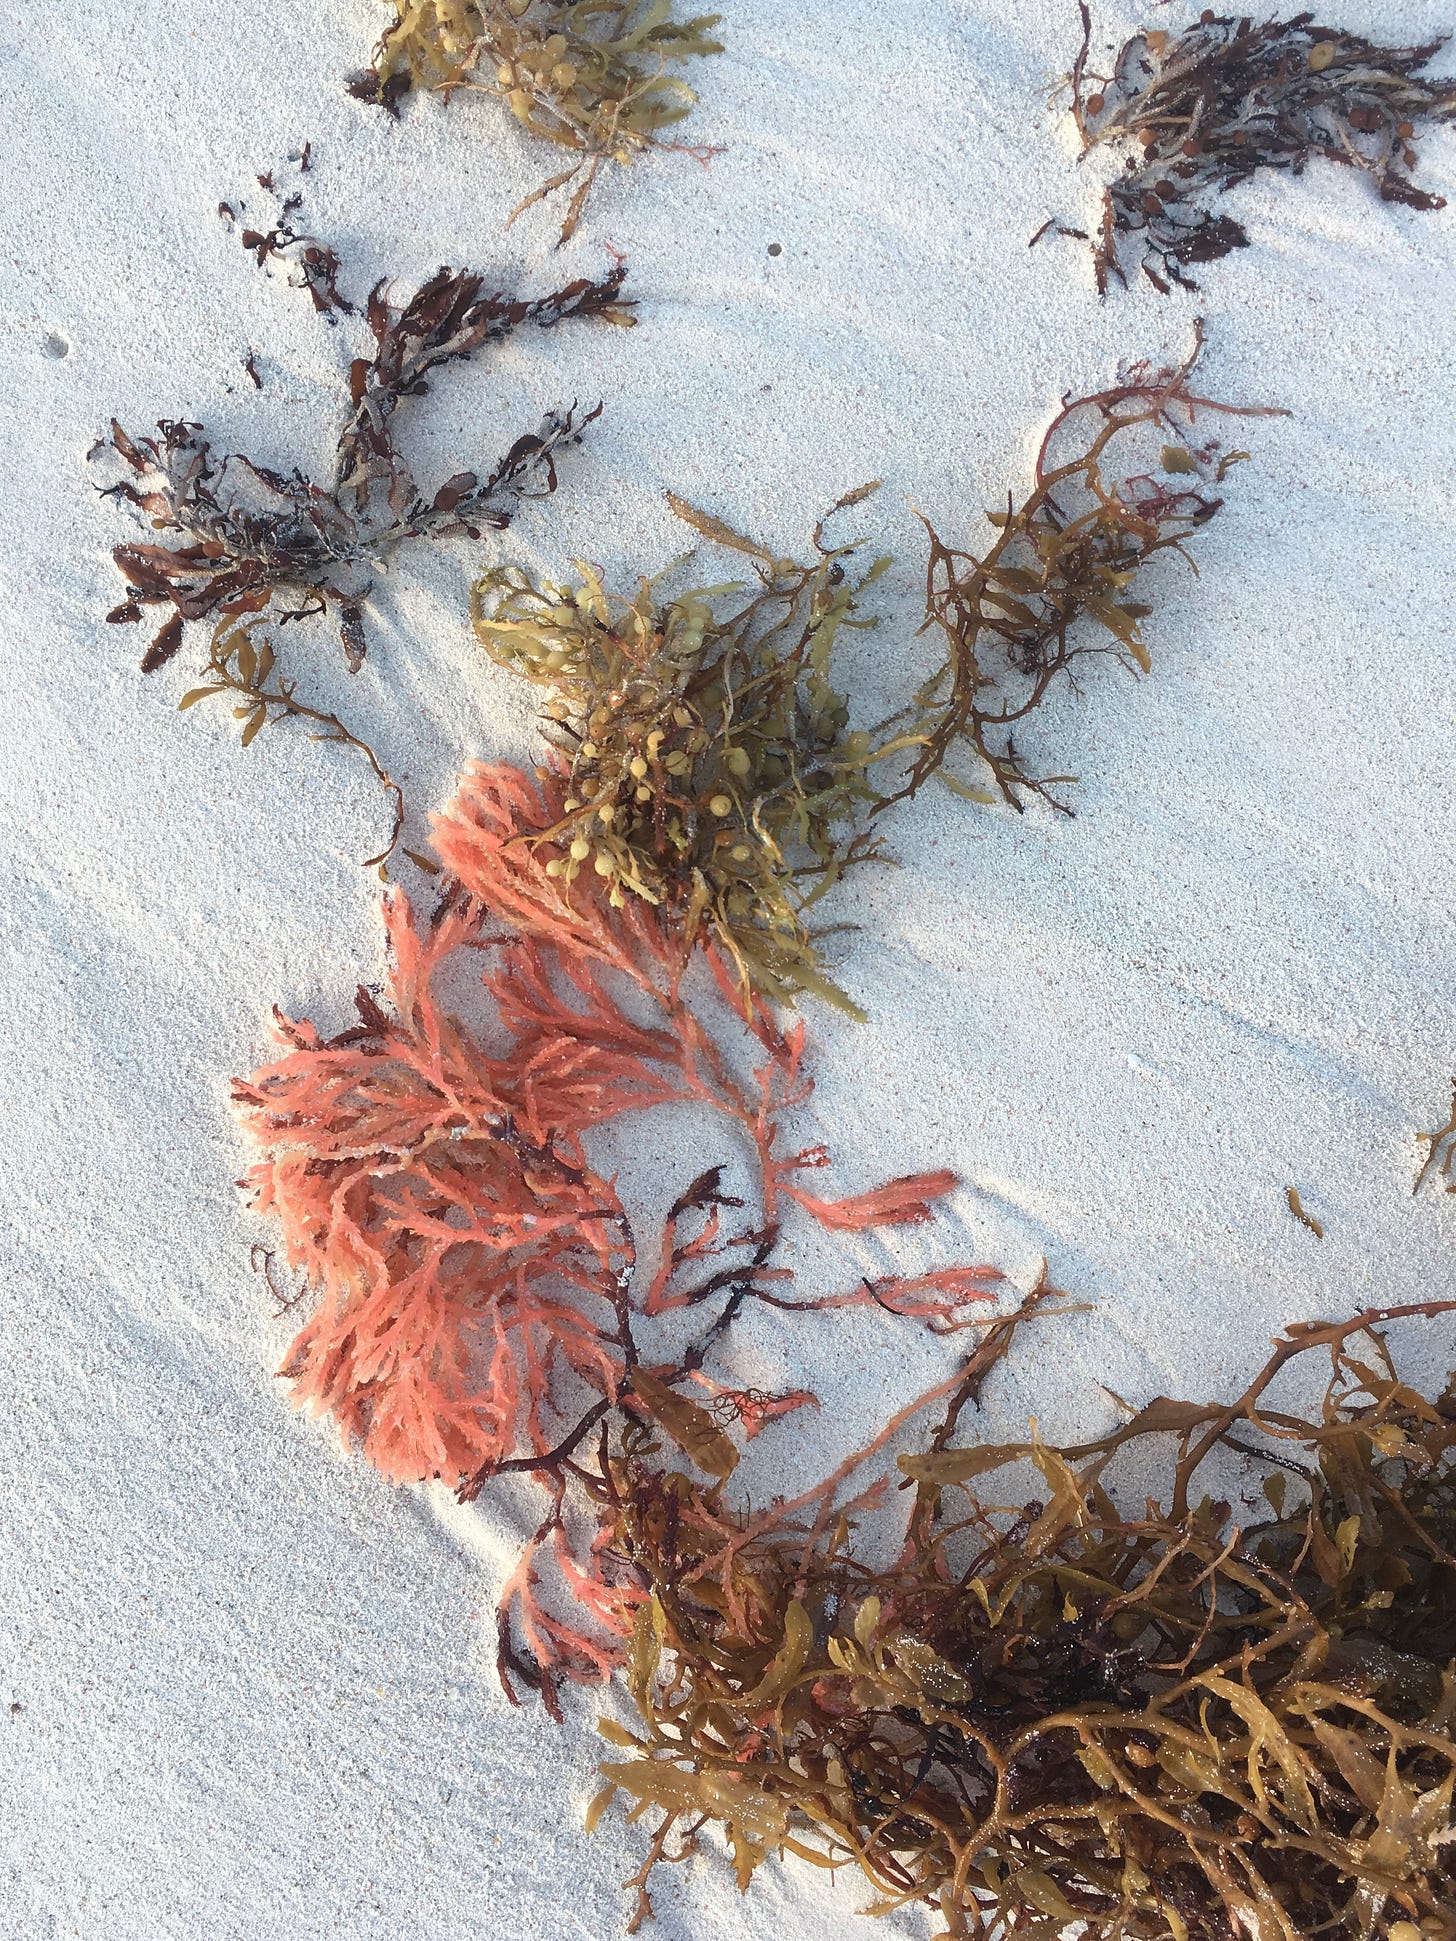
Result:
[137, 29, 1453, 1927]
[193, 231, 1456, 1938]
[470, 332, 1274, 1008]
[1068, 9, 1456, 293]
[224, 328, 1276, 1521]
[593, 1300, 1456, 1938]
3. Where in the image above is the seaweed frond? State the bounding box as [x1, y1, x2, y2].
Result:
[178, 620, 406, 869]
[98, 246, 632, 667]
[1069, 7, 1456, 294]
[96, 225, 632, 864]
[353, 1, 725, 242]
[1416, 1080, 1456, 1194]
[593, 1298, 1456, 1934]
[470, 487, 899, 1014]
[892, 328, 1284, 814]
[1285, 1183, 1324, 1238]
[235, 756, 1006, 1708]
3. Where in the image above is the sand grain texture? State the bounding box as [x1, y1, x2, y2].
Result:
[1, 2, 1455, 1935]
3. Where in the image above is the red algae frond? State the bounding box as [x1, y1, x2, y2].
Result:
[234, 756, 1006, 1711]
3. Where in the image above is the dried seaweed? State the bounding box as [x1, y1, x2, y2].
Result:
[1285, 1184, 1324, 1238]
[591, 1298, 1456, 1935]
[1068, 8, 1456, 294]
[1416, 1082, 1456, 1196]
[352, 1, 724, 242]
[97, 248, 632, 669]
[178, 619, 405, 868]
[470, 486, 901, 1014]
[96, 229, 631, 867]
[234, 755, 1005, 1711]
[894, 328, 1283, 814]
[223, 182, 354, 320]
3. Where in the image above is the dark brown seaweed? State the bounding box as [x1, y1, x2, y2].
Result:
[94, 221, 633, 868]
[592, 1298, 1456, 1935]
[1068, 9, 1456, 294]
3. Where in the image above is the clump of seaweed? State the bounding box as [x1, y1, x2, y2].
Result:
[469, 333, 1281, 999]
[897, 327, 1282, 814]
[234, 754, 1006, 1710]
[1067, 7, 1456, 293]
[351, 1, 724, 242]
[590, 1298, 1456, 1935]
[95, 214, 631, 867]
[470, 487, 899, 1014]
[97, 245, 632, 673]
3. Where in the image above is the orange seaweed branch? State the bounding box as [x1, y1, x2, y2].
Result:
[235, 755, 1006, 1711]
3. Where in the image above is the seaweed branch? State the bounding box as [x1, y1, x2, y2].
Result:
[888, 327, 1285, 814]
[95, 218, 632, 862]
[1068, 8, 1456, 294]
[179, 619, 405, 869]
[97, 245, 632, 670]
[352, 1, 724, 243]
[1416, 1080, 1456, 1195]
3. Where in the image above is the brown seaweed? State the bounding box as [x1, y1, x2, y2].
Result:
[351, 1, 724, 242]
[1068, 9, 1456, 294]
[178, 619, 406, 869]
[95, 222, 632, 868]
[470, 485, 899, 1014]
[97, 246, 632, 671]
[892, 328, 1284, 815]
[1417, 1083, 1456, 1196]
[590, 1297, 1456, 1935]
[468, 333, 1284, 1001]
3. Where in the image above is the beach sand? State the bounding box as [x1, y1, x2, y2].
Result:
[2, 1, 1454, 1934]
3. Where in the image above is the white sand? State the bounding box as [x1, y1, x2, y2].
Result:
[3, 0, 1455, 1933]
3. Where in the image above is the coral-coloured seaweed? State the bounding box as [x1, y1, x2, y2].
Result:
[235, 756, 1004, 1710]
[234, 885, 635, 1488]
